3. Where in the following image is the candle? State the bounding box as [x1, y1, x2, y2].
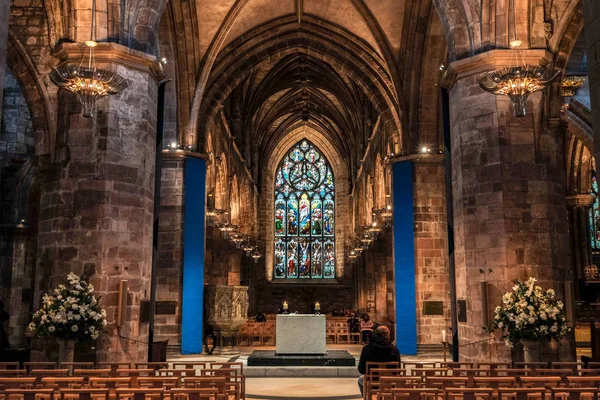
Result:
[315, 302, 320, 310]
[283, 301, 288, 310]
[442, 329, 446, 342]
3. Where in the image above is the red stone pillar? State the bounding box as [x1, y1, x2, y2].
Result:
[36, 43, 164, 362]
[445, 50, 572, 362]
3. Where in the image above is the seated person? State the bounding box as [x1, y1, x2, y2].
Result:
[360, 313, 374, 344]
[357, 326, 401, 396]
[255, 311, 267, 322]
[347, 313, 360, 342]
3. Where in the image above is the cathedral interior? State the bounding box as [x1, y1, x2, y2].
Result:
[0, 0, 599, 364]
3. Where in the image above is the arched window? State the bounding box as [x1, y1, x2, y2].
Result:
[590, 172, 600, 250]
[274, 140, 335, 279]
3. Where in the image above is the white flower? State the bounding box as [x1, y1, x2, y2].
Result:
[48, 326, 55, 333]
[497, 322, 504, 328]
[528, 317, 535, 324]
[550, 325, 558, 333]
[71, 325, 78, 332]
[72, 304, 79, 310]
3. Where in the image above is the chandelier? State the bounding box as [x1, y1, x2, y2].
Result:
[561, 76, 586, 97]
[251, 248, 262, 264]
[49, 0, 128, 118]
[242, 242, 255, 257]
[479, 65, 560, 117]
[478, 0, 559, 117]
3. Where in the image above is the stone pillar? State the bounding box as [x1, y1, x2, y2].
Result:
[583, 1, 600, 161]
[566, 194, 595, 283]
[0, 0, 10, 125]
[445, 50, 571, 362]
[413, 156, 450, 347]
[36, 43, 163, 362]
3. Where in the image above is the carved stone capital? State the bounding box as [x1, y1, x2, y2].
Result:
[440, 49, 553, 89]
[51, 42, 166, 84]
[566, 193, 595, 209]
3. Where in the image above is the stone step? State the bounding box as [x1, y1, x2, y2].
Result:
[245, 366, 360, 377]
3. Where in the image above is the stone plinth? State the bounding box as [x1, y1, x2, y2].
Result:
[276, 314, 326, 355]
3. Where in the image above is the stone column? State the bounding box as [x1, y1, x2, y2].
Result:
[566, 194, 595, 283]
[0, 0, 10, 125]
[36, 43, 163, 362]
[445, 50, 571, 362]
[582, 1, 600, 161]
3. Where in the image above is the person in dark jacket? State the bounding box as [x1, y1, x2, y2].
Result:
[357, 325, 401, 396]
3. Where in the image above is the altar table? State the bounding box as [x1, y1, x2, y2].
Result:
[276, 314, 326, 355]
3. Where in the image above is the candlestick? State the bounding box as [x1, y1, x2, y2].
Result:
[315, 302, 320, 310]
[283, 301, 288, 310]
[442, 329, 446, 342]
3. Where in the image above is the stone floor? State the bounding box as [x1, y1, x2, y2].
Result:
[168, 345, 444, 399]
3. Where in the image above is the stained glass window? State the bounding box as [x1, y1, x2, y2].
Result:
[274, 140, 335, 278]
[590, 173, 600, 250]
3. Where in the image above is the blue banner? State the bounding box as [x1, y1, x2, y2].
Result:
[181, 157, 207, 354]
[392, 161, 417, 355]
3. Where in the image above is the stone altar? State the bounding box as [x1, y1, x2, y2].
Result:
[276, 314, 326, 355]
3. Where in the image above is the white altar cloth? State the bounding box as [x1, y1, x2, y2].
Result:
[276, 314, 326, 355]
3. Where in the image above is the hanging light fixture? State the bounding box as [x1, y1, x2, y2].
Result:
[251, 248, 262, 263]
[242, 242, 255, 257]
[230, 233, 244, 249]
[49, 0, 128, 118]
[478, 0, 559, 117]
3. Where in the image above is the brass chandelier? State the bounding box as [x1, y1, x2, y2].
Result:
[479, 65, 560, 117]
[49, 0, 128, 118]
[478, 0, 559, 117]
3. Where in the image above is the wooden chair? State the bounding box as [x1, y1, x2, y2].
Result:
[181, 376, 228, 399]
[567, 376, 600, 387]
[2, 388, 54, 400]
[89, 377, 133, 390]
[326, 320, 337, 344]
[116, 369, 154, 387]
[0, 363, 20, 370]
[519, 376, 563, 388]
[389, 387, 439, 400]
[411, 368, 449, 377]
[477, 362, 511, 374]
[30, 369, 70, 379]
[587, 362, 600, 369]
[403, 362, 438, 370]
[155, 369, 196, 378]
[0, 370, 27, 377]
[200, 369, 240, 400]
[23, 362, 57, 372]
[425, 376, 469, 389]
[138, 376, 180, 389]
[262, 321, 275, 346]
[57, 388, 110, 400]
[336, 321, 350, 344]
[173, 362, 214, 370]
[550, 387, 598, 400]
[536, 369, 572, 380]
[0, 377, 36, 389]
[378, 376, 424, 395]
[167, 388, 222, 400]
[444, 387, 494, 400]
[442, 362, 474, 369]
[551, 362, 584, 373]
[41, 376, 86, 389]
[473, 376, 516, 388]
[209, 362, 244, 400]
[578, 369, 600, 376]
[134, 363, 169, 371]
[498, 387, 547, 400]
[514, 362, 549, 371]
[73, 368, 112, 379]
[115, 388, 164, 400]
[59, 362, 94, 375]
[367, 369, 407, 400]
[450, 368, 489, 378]
[96, 363, 132, 376]
[496, 368, 534, 377]
[364, 363, 401, 400]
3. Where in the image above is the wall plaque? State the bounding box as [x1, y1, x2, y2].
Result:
[423, 301, 444, 315]
[457, 299, 467, 323]
[156, 301, 177, 315]
[140, 301, 150, 323]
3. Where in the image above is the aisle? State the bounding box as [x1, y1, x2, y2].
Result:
[246, 377, 361, 400]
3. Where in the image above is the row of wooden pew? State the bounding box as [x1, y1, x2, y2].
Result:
[376, 387, 599, 400]
[0, 362, 245, 400]
[363, 362, 600, 400]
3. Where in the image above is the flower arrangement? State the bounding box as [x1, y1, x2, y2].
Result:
[29, 273, 106, 342]
[488, 277, 569, 347]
